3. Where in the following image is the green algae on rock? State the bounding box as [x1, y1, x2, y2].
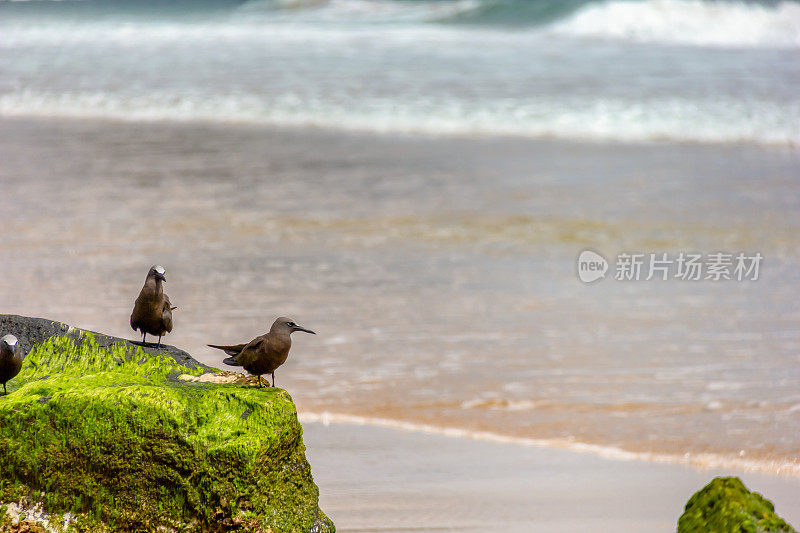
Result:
[677, 476, 795, 533]
[0, 314, 208, 373]
[0, 333, 334, 532]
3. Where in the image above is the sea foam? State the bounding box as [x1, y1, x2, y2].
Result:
[1, 90, 797, 146]
[551, 0, 800, 48]
[300, 411, 800, 476]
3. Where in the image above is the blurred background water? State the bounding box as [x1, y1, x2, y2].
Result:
[2, 0, 799, 144]
[0, 0, 799, 474]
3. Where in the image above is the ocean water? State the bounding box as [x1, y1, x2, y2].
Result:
[1, 0, 799, 477]
[1, 0, 799, 144]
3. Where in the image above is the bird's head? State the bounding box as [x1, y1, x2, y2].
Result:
[272, 317, 316, 336]
[148, 265, 167, 282]
[1, 334, 18, 353]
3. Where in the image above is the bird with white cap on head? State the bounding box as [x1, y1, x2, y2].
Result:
[130, 265, 176, 348]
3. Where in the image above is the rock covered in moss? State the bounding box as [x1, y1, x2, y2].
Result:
[0, 324, 334, 533]
[0, 314, 207, 371]
[677, 476, 795, 533]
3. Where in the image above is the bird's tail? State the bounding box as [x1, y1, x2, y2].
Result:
[208, 343, 247, 358]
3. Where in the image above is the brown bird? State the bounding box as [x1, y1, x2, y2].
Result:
[208, 317, 315, 388]
[0, 334, 22, 395]
[130, 265, 176, 348]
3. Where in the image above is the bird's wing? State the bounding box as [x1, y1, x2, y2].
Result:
[130, 292, 145, 331]
[231, 337, 267, 368]
[244, 337, 266, 351]
[208, 343, 248, 357]
[161, 295, 174, 332]
[162, 308, 173, 333]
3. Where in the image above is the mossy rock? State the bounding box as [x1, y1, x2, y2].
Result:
[0, 333, 334, 532]
[677, 476, 795, 533]
[0, 313, 208, 371]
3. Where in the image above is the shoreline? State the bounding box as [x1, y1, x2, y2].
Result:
[302, 419, 800, 533]
[299, 411, 800, 478]
[2, 115, 798, 498]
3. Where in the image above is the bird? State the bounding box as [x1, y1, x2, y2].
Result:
[208, 317, 315, 388]
[130, 265, 176, 348]
[0, 334, 22, 395]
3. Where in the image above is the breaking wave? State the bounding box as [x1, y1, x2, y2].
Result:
[3, 0, 799, 48]
[300, 411, 800, 476]
[1, 90, 797, 146]
[549, 0, 800, 48]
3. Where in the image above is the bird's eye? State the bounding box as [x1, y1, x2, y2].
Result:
[287, 322, 295, 327]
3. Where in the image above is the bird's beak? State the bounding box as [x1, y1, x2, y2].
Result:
[156, 273, 166, 282]
[295, 326, 316, 335]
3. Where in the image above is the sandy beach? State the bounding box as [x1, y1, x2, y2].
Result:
[2, 0, 799, 529]
[1, 116, 798, 530]
[303, 420, 800, 532]
[2, 116, 799, 470]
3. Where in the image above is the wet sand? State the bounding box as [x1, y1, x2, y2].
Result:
[303, 420, 800, 533]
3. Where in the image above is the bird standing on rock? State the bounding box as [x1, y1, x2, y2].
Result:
[130, 265, 175, 348]
[208, 317, 315, 388]
[0, 334, 22, 395]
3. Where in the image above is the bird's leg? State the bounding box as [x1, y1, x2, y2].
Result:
[142, 332, 147, 345]
[271, 372, 275, 388]
[156, 335, 162, 349]
[2, 383, 6, 395]
[257, 376, 263, 388]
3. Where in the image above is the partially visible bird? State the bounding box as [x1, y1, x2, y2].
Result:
[130, 265, 176, 348]
[208, 317, 315, 388]
[0, 334, 22, 395]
